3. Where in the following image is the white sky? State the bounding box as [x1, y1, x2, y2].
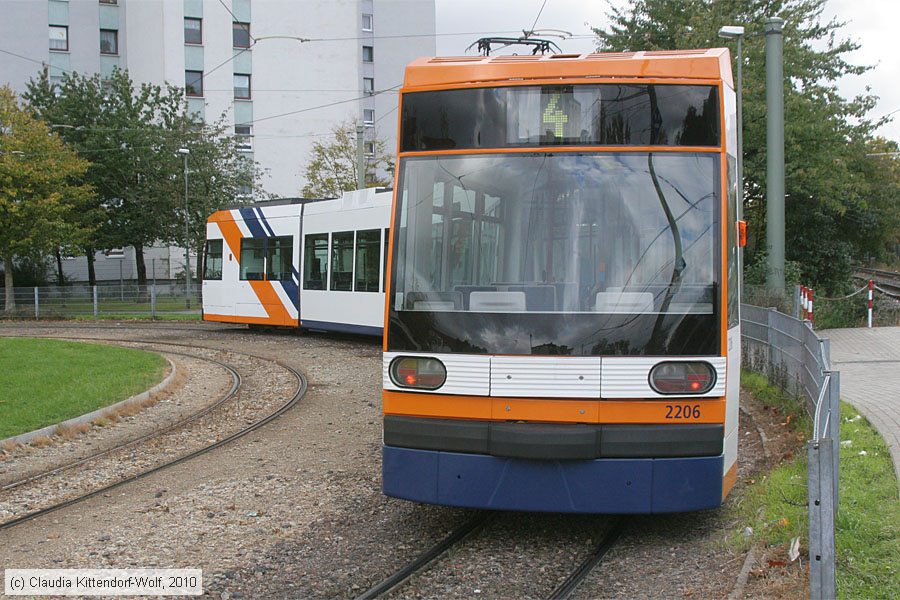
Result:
[435, 0, 900, 142]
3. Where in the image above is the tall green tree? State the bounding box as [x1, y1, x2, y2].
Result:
[301, 120, 393, 198]
[593, 0, 897, 291]
[24, 68, 264, 285]
[0, 86, 92, 311]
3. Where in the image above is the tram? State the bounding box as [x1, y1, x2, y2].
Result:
[381, 49, 743, 513]
[202, 188, 391, 335]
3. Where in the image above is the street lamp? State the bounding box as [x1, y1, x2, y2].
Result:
[718, 25, 745, 220]
[177, 147, 191, 309]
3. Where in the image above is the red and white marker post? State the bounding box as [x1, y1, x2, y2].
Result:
[868, 279, 874, 328]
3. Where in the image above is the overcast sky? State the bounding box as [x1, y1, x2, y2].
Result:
[434, 0, 900, 142]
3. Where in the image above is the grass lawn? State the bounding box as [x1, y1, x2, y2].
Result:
[734, 371, 899, 599]
[0, 338, 167, 439]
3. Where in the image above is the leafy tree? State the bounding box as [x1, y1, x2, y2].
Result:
[0, 86, 92, 311]
[24, 68, 264, 285]
[593, 0, 898, 292]
[301, 120, 392, 198]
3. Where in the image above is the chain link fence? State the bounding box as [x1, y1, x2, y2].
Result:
[741, 304, 840, 600]
[1, 283, 202, 319]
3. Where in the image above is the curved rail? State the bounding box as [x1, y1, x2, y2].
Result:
[0, 337, 307, 532]
[1, 347, 241, 493]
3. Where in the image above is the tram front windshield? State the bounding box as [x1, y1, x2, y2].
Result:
[388, 152, 720, 356]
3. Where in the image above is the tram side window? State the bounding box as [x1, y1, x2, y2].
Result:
[331, 231, 354, 291]
[303, 234, 328, 290]
[239, 238, 265, 281]
[355, 229, 381, 292]
[266, 236, 293, 281]
[204, 239, 223, 280]
[383, 228, 390, 292]
[727, 155, 739, 327]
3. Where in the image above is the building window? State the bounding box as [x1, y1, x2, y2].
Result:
[234, 74, 251, 99]
[99, 29, 118, 54]
[362, 45, 374, 63]
[49, 26, 68, 51]
[365, 141, 375, 158]
[235, 125, 252, 151]
[362, 13, 373, 31]
[184, 18, 202, 45]
[99, 0, 118, 5]
[185, 70, 203, 96]
[233, 21, 251, 48]
[363, 108, 375, 126]
[363, 77, 374, 94]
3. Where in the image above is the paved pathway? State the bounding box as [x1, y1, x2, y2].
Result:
[821, 326, 900, 485]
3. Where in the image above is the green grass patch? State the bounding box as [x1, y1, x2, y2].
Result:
[732, 371, 900, 599]
[0, 338, 167, 439]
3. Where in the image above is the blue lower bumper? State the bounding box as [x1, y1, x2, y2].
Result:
[383, 446, 723, 513]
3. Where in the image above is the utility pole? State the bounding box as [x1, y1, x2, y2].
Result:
[765, 17, 786, 293]
[356, 124, 366, 190]
[178, 147, 191, 308]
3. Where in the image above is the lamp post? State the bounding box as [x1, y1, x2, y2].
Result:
[718, 25, 745, 220]
[177, 147, 191, 308]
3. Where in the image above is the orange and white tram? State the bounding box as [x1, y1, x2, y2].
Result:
[380, 49, 743, 513]
[202, 188, 392, 335]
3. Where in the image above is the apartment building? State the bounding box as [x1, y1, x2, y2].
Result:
[2, 0, 436, 197]
[1, 0, 435, 281]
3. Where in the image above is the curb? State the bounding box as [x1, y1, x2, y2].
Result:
[1, 357, 177, 447]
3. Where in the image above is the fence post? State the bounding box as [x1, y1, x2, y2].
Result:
[794, 284, 801, 319]
[92, 285, 98, 317]
[808, 437, 837, 600]
[150, 285, 157, 320]
[34, 287, 39, 319]
[830, 371, 841, 512]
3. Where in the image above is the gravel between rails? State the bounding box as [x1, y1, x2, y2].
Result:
[0, 324, 797, 600]
[0, 339, 296, 526]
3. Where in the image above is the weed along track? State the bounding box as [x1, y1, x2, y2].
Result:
[0, 336, 307, 532]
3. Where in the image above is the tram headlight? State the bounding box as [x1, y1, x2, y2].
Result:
[389, 356, 447, 390]
[649, 361, 715, 395]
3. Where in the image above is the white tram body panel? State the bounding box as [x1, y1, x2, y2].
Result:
[202, 188, 391, 334]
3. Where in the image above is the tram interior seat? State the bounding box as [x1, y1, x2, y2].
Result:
[594, 291, 655, 313]
[469, 291, 526, 312]
[506, 285, 557, 311]
[454, 286, 498, 310]
[405, 291, 462, 311]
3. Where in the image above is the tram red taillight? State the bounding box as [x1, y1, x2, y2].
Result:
[389, 357, 447, 390]
[649, 362, 715, 395]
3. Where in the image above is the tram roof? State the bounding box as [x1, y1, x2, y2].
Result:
[403, 48, 732, 90]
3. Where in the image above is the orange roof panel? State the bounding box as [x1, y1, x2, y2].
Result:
[403, 48, 733, 89]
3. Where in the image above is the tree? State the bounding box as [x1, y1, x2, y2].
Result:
[0, 86, 92, 311]
[301, 120, 392, 198]
[24, 68, 265, 286]
[593, 0, 897, 292]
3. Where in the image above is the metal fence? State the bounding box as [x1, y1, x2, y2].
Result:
[1, 283, 202, 319]
[741, 304, 840, 600]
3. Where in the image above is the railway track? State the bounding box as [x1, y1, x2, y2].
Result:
[354, 515, 626, 600]
[854, 267, 900, 296]
[0, 335, 308, 532]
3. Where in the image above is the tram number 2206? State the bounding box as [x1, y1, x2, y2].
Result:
[665, 404, 702, 420]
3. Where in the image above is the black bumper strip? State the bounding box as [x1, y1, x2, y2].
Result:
[384, 416, 724, 460]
